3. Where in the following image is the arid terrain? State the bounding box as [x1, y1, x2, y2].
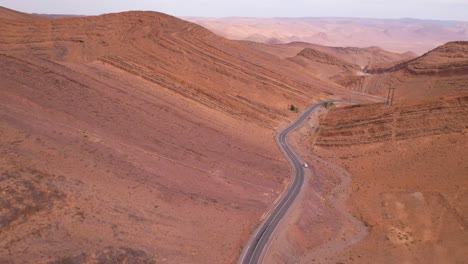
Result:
[363, 41, 468, 99]
[242, 41, 416, 94]
[0, 6, 344, 263]
[264, 94, 468, 263]
[1, 5, 467, 264]
[185, 17, 468, 54]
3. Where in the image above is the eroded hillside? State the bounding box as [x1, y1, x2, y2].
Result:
[2, 6, 466, 264]
[242, 41, 415, 93]
[0, 8, 358, 263]
[260, 94, 467, 263]
[301, 94, 468, 263]
[363, 41, 468, 99]
[316, 94, 468, 146]
[0, 9, 350, 127]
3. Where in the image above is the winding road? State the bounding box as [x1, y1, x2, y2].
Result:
[238, 101, 329, 264]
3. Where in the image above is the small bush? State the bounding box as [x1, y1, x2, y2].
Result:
[290, 104, 299, 112]
[324, 102, 335, 109]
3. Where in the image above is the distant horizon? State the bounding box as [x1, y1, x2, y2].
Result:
[20, 10, 468, 24]
[182, 16, 468, 23]
[1, 0, 468, 21]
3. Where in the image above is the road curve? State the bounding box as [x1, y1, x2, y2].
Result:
[238, 101, 329, 264]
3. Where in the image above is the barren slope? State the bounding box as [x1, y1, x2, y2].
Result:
[287, 48, 365, 92]
[240, 41, 414, 93]
[0, 6, 42, 20]
[304, 94, 468, 263]
[260, 94, 468, 263]
[316, 94, 468, 146]
[252, 42, 415, 67]
[363, 41, 468, 99]
[0, 9, 360, 263]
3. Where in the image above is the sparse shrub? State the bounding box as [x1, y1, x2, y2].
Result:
[0, 169, 65, 230]
[324, 101, 335, 109]
[290, 104, 299, 112]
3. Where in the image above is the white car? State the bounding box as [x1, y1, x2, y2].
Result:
[304, 163, 309, 168]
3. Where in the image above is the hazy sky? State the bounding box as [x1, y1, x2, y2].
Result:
[1, 0, 468, 20]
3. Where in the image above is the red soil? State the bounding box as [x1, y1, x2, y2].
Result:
[265, 94, 468, 263]
[0, 8, 351, 263]
[1, 6, 467, 264]
[363, 41, 468, 99]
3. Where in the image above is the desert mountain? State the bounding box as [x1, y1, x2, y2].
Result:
[287, 48, 362, 90]
[186, 17, 468, 54]
[0, 10, 357, 127]
[294, 44, 416, 68]
[246, 41, 416, 67]
[1, 6, 467, 264]
[363, 41, 468, 99]
[0, 6, 42, 20]
[238, 41, 415, 92]
[0, 8, 359, 263]
[301, 93, 468, 263]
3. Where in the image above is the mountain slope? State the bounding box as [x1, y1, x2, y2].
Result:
[0, 6, 42, 20]
[302, 93, 468, 263]
[260, 93, 468, 263]
[240, 41, 414, 92]
[363, 41, 468, 99]
[1, 11, 353, 127]
[286, 42, 416, 68]
[0, 9, 361, 263]
[287, 48, 364, 91]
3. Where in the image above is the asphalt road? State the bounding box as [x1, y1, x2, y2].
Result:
[238, 101, 328, 264]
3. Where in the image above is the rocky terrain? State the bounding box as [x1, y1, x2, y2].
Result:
[362, 41, 468, 99]
[0, 6, 43, 20]
[1, 5, 467, 264]
[264, 94, 468, 263]
[0, 6, 357, 263]
[313, 94, 468, 263]
[287, 48, 363, 92]
[296, 44, 416, 68]
[316, 94, 468, 146]
[243, 41, 415, 93]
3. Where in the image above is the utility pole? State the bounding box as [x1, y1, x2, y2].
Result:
[386, 87, 392, 105]
[390, 88, 396, 106]
[387, 87, 396, 105]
